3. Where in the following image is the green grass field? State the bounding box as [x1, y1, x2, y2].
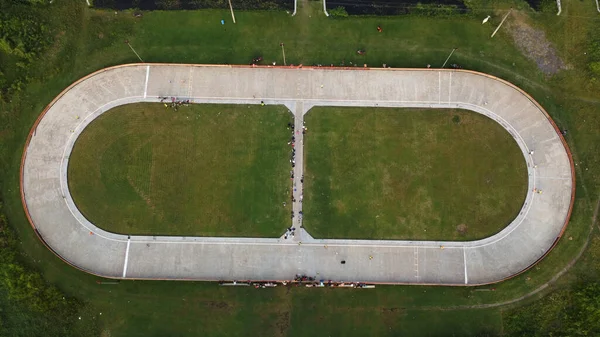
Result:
[304, 107, 528, 240]
[69, 103, 292, 237]
[1, 0, 600, 336]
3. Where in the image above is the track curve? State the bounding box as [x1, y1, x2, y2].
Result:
[21, 64, 574, 285]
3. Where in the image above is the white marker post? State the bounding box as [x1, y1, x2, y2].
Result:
[125, 40, 144, 63]
[491, 8, 512, 38]
[441, 48, 457, 68]
[228, 0, 236, 23]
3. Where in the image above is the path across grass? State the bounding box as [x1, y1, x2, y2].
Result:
[304, 107, 528, 241]
[68, 103, 293, 237]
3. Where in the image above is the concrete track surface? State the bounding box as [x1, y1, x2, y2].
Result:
[21, 64, 574, 285]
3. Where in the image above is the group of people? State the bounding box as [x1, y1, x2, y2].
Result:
[219, 279, 375, 289]
[288, 120, 308, 223]
[288, 122, 296, 168]
[284, 227, 296, 239]
[159, 96, 190, 111]
[250, 56, 263, 65]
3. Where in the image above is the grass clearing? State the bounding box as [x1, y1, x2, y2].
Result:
[304, 107, 528, 240]
[0, 0, 599, 336]
[68, 103, 292, 237]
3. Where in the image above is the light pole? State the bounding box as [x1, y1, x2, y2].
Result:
[491, 8, 512, 38]
[280, 43, 287, 66]
[125, 40, 144, 63]
[441, 47, 457, 68]
[228, 0, 237, 23]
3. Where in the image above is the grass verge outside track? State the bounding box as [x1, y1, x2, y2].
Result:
[304, 107, 528, 240]
[1, 1, 599, 336]
[68, 103, 292, 237]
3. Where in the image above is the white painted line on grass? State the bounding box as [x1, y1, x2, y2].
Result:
[122, 238, 131, 278]
[143, 65, 150, 98]
[463, 248, 468, 284]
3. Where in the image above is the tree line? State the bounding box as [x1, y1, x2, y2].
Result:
[0, 0, 54, 103]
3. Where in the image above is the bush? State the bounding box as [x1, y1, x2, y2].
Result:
[412, 3, 461, 16]
[587, 22, 600, 80]
[0, 202, 78, 315]
[589, 62, 600, 77]
[505, 282, 600, 336]
[0, 0, 54, 102]
[329, 6, 348, 17]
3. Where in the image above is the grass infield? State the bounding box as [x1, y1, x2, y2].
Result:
[68, 103, 293, 237]
[304, 107, 528, 241]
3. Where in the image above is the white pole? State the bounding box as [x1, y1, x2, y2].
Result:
[323, 0, 329, 16]
[292, 0, 297, 16]
[228, 0, 236, 23]
[126, 41, 144, 63]
[441, 48, 457, 68]
[556, 0, 562, 15]
[491, 8, 512, 38]
[280, 43, 287, 66]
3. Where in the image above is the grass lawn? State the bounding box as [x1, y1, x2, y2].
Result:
[304, 107, 528, 240]
[1, 0, 600, 336]
[68, 103, 292, 237]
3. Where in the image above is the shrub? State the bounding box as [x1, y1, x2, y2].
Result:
[329, 6, 349, 17]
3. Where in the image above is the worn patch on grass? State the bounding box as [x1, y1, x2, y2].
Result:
[205, 301, 233, 310]
[507, 12, 567, 75]
[456, 223, 468, 235]
[274, 311, 290, 337]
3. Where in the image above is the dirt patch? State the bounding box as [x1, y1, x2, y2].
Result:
[334, 199, 347, 213]
[456, 223, 468, 235]
[506, 12, 567, 75]
[205, 301, 233, 311]
[381, 307, 407, 327]
[274, 311, 290, 337]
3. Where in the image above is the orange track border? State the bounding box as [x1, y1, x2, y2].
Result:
[19, 63, 576, 286]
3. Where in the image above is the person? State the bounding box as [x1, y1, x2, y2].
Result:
[377, 25, 382, 32]
[260, 101, 265, 106]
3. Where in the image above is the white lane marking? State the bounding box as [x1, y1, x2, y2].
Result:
[438, 71, 441, 103]
[536, 176, 572, 180]
[187, 67, 193, 98]
[59, 96, 545, 252]
[463, 248, 468, 284]
[122, 238, 131, 277]
[448, 72, 452, 102]
[414, 247, 419, 279]
[143, 65, 150, 98]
